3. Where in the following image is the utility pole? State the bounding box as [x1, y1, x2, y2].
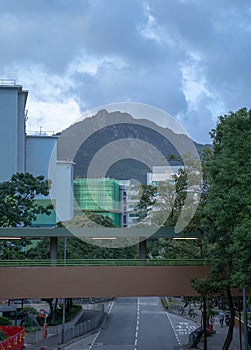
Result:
[61, 237, 67, 344]
[243, 287, 248, 350]
[238, 297, 243, 350]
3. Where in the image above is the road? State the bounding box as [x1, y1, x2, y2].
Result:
[63, 297, 181, 350]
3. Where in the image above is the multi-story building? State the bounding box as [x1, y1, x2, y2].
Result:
[147, 165, 182, 185]
[0, 79, 74, 225]
[0, 80, 27, 181]
[118, 180, 141, 227]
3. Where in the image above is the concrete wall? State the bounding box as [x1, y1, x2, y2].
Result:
[54, 161, 74, 222]
[26, 137, 74, 223]
[26, 136, 58, 225]
[26, 136, 58, 179]
[17, 90, 27, 173]
[0, 85, 27, 181]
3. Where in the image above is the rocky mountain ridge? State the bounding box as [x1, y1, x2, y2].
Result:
[57, 109, 209, 183]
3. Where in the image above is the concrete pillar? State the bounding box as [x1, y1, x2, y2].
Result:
[139, 237, 147, 261]
[50, 237, 58, 262]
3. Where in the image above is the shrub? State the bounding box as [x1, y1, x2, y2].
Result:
[161, 298, 169, 310]
[0, 328, 7, 341]
[0, 317, 11, 326]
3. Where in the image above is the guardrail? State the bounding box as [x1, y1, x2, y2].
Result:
[0, 258, 206, 267]
[0, 79, 16, 86]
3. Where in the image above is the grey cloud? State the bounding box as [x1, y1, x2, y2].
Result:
[71, 60, 187, 118]
[0, 0, 166, 71]
[0, 0, 250, 143]
[0, 0, 89, 14]
[150, 0, 251, 113]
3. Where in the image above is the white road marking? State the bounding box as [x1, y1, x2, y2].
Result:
[134, 297, 140, 350]
[88, 300, 115, 350]
[141, 310, 166, 314]
[166, 312, 197, 345]
[166, 312, 181, 345]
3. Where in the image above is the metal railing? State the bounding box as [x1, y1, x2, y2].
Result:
[0, 79, 16, 86]
[0, 258, 206, 267]
[26, 130, 56, 136]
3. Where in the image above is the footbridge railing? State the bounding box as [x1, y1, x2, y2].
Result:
[0, 258, 206, 267]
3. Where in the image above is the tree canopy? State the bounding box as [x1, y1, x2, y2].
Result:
[0, 172, 53, 227]
[203, 108, 251, 289]
[199, 108, 251, 350]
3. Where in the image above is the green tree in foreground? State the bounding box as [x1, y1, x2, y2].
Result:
[202, 108, 251, 350]
[0, 172, 53, 227]
[0, 173, 53, 259]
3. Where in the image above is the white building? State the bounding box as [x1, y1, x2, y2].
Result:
[118, 180, 141, 227]
[147, 166, 182, 185]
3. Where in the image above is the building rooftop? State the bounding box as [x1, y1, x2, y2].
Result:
[0, 79, 25, 90]
[0, 78, 17, 86]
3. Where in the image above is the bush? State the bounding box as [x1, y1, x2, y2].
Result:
[37, 305, 82, 326]
[161, 298, 168, 310]
[0, 317, 11, 326]
[19, 306, 38, 319]
[0, 328, 7, 341]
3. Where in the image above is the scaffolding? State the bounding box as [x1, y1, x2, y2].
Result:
[74, 178, 121, 226]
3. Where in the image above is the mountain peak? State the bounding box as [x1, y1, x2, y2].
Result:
[58, 109, 207, 183]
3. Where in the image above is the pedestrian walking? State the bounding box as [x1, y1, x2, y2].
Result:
[219, 311, 225, 327]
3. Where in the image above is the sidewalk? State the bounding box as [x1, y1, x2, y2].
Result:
[24, 302, 107, 350]
[167, 297, 244, 349]
[206, 322, 243, 350]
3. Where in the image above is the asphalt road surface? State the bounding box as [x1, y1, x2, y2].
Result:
[63, 297, 179, 350]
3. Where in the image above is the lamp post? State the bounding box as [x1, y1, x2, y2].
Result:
[61, 237, 67, 344]
[243, 287, 248, 350]
[238, 297, 243, 350]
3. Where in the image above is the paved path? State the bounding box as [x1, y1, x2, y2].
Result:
[24, 304, 98, 350]
[167, 297, 245, 349]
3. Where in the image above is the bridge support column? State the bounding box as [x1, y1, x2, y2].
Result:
[50, 237, 58, 262]
[139, 237, 147, 262]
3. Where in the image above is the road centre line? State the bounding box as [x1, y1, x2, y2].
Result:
[134, 297, 140, 350]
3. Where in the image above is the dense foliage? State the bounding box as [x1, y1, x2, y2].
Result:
[199, 108, 251, 350]
[26, 236, 138, 260]
[203, 108, 251, 288]
[0, 173, 52, 227]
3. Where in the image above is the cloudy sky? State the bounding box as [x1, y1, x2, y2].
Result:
[0, 0, 250, 143]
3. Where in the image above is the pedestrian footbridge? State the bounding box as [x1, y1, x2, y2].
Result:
[0, 263, 211, 299]
[0, 227, 243, 299]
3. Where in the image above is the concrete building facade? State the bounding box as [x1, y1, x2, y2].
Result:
[0, 80, 74, 225]
[147, 165, 182, 185]
[0, 80, 28, 181]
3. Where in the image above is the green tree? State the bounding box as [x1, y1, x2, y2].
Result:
[137, 164, 205, 260]
[26, 236, 138, 260]
[191, 278, 225, 350]
[0, 173, 53, 227]
[19, 306, 39, 328]
[203, 108, 251, 350]
[136, 184, 157, 220]
[0, 173, 53, 260]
